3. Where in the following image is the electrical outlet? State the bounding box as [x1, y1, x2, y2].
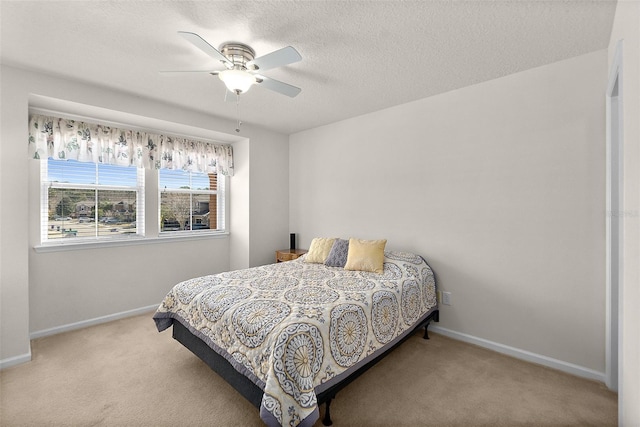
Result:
[442, 291, 452, 306]
[437, 290, 442, 303]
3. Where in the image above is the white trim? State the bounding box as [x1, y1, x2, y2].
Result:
[607, 39, 624, 98]
[29, 304, 159, 339]
[0, 351, 32, 370]
[605, 39, 624, 394]
[33, 231, 229, 253]
[430, 326, 606, 383]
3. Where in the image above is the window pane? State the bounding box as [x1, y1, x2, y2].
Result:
[46, 188, 95, 239]
[45, 188, 138, 240]
[159, 169, 218, 233]
[160, 193, 190, 231]
[43, 159, 142, 242]
[187, 193, 211, 230]
[97, 190, 138, 237]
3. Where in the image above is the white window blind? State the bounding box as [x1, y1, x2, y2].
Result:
[41, 158, 145, 242]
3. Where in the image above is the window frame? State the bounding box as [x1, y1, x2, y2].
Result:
[40, 158, 145, 245]
[158, 168, 226, 236]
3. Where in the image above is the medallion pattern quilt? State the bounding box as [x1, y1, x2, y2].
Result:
[154, 251, 437, 427]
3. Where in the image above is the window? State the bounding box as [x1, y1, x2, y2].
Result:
[159, 169, 224, 233]
[32, 112, 232, 249]
[41, 159, 144, 242]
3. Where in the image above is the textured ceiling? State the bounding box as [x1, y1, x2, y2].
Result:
[1, 1, 616, 135]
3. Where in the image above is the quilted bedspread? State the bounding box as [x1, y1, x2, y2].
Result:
[154, 251, 437, 427]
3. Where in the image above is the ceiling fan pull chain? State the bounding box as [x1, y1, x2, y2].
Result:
[235, 91, 242, 133]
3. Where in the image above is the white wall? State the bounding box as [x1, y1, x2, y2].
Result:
[0, 67, 31, 365]
[608, 1, 640, 424]
[249, 132, 290, 266]
[290, 51, 607, 375]
[230, 127, 290, 269]
[229, 138, 251, 271]
[0, 65, 289, 365]
[227, 115, 290, 271]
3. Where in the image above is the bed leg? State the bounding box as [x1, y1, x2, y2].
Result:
[322, 397, 333, 426]
[423, 320, 431, 340]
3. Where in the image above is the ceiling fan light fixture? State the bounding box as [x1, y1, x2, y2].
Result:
[219, 69, 256, 94]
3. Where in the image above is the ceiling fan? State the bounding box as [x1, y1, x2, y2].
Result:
[167, 31, 302, 98]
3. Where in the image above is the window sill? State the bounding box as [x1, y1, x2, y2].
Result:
[33, 231, 230, 253]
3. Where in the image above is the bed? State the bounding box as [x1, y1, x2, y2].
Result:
[154, 249, 438, 427]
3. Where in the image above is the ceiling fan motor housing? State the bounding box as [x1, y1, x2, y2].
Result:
[219, 43, 256, 70]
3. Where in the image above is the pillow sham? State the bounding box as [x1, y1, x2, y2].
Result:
[344, 238, 387, 274]
[324, 238, 350, 268]
[304, 237, 336, 263]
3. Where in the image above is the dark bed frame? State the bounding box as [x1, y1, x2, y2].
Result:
[171, 307, 439, 426]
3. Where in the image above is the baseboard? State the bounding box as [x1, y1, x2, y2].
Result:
[0, 351, 32, 370]
[30, 304, 159, 340]
[21, 310, 606, 384]
[430, 325, 606, 383]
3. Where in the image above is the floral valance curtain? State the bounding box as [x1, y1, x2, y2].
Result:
[28, 114, 234, 176]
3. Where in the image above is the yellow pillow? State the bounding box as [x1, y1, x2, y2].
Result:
[344, 238, 387, 274]
[304, 237, 336, 263]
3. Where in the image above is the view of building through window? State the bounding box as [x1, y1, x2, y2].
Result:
[43, 159, 143, 241]
[46, 188, 138, 239]
[159, 170, 218, 232]
[42, 159, 222, 242]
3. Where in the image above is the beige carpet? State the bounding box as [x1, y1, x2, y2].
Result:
[0, 313, 617, 426]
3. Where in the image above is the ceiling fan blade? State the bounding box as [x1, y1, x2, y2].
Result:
[255, 75, 301, 98]
[159, 70, 219, 75]
[247, 46, 302, 71]
[177, 31, 233, 69]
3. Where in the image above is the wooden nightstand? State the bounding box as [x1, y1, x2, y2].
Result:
[276, 249, 307, 263]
